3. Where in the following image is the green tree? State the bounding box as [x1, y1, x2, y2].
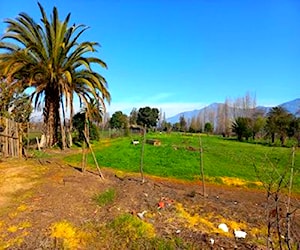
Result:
[9, 93, 33, 123]
[232, 117, 252, 141]
[0, 78, 11, 118]
[0, 78, 32, 123]
[73, 111, 99, 142]
[137, 107, 159, 128]
[204, 122, 213, 134]
[287, 117, 300, 146]
[129, 108, 138, 125]
[110, 111, 128, 129]
[161, 120, 172, 132]
[251, 109, 266, 140]
[265, 107, 293, 146]
[189, 116, 198, 133]
[0, 3, 110, 148]
[172, 122, 180, 132]
[179, 115, 187, 132]
[86, 99, 104, 125]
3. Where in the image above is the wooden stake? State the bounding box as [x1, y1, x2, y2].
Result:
[140, 126, 146, 183]
[286, 146, 295, 248]
[81, 139, 87, 172]
[82, 113, 88, 172]
[83, 130, 104, 179]
[199, 135, 206, 197]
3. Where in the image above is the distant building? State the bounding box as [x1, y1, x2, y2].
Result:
[130, 125, 143, 134]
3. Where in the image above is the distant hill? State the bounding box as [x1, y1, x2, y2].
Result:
[280, 98, 300, 115]
[166, 98, 300, 124]
[166, 103, 221, 124]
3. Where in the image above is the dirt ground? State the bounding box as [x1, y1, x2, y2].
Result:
[0, 151, 299, 249]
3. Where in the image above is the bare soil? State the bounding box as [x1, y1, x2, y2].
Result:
[0, 152, 299, 249]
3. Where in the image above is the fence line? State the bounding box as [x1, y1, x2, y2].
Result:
[0, 116, 22, 157]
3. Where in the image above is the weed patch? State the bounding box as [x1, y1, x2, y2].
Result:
[0, 221, 32, 248]
[85, 214, 191, 249]
[106, 213, 156, 249]
[175, 202, 217, 233]
[50, 220, 90, 249]
[93, 188, 116, 207]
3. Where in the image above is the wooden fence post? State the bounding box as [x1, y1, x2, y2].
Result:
[0, 117, 22, 158]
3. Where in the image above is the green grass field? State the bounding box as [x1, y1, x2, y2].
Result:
[65, 132, 300, 192]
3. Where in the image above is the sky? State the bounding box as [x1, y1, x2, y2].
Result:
[0, 0, 299, 118]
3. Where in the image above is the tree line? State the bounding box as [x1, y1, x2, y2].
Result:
[109, 107, 159, 130]
[106, 92, 299, 147]
[167, 93, 300, 147]
[232, 106, 299, 146]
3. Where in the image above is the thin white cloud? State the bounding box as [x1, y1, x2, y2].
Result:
[144, 92, 174, 102]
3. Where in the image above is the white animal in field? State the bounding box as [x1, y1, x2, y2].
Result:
[132, 140, 139, 145]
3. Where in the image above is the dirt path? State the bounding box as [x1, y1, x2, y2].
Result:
[0, 156, 299, 249]
[0, 159, 44, 208]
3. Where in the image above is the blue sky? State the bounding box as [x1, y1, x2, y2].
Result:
[1, 0, 299, 118]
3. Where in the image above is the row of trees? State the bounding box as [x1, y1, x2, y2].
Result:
[171, 106, 299, 147]
[0, 3, 110, 149]
[155, 93, 299, 147]
[108, 107, 214, 134]
[109, 107, 159, 130]
[149, 93, 258, 135]
[106, 98, 299, 147]
[169, 106, 299, 147]
[165, 115, 213, 134]
[232, 106, 300, 146]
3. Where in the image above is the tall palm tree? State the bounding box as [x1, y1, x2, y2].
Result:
[232, 116, 252, 141]
[0, 2, 110, 147]
[265, 107, 293, 145]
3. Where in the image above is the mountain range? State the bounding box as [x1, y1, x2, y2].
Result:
[166, 98, 300, 124]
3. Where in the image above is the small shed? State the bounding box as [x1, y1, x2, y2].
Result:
[129, 125, 143, 134]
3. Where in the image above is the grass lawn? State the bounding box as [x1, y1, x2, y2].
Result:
[64, 132, 300, 192]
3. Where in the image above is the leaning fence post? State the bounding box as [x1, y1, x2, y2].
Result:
[199, 135, 206, 197]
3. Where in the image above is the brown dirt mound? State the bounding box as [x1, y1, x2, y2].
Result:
[0, 156, 299, 249]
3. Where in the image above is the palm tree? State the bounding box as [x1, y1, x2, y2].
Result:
[265, 107, 293, 146]
[0, 3, 110, 147]
[232, 117, 252, 141]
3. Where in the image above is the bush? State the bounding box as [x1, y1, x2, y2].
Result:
[73, 112, 100, 142]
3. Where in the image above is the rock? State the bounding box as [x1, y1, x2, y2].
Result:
[218, 223, 229, 233]
[137, 211, 147, 219]
[234, 230, 247, 239]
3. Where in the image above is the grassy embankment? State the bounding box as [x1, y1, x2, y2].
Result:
[65, 132, 300, 192]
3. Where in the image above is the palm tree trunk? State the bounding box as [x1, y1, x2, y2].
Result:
[68, 102, 74, 147]
[60, 104, 67, 150]
[60, 118, 66, 149]
[280, 135, 285, 146]
[44, 87, 60, 147]
[271, 133, 275, 144]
